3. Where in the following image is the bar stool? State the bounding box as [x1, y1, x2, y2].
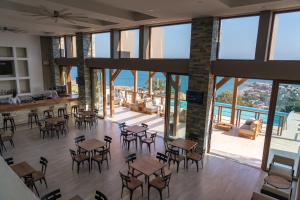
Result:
[58, 104, 67, 117]
[71, 105, 79, 116]
[28, 109, 39, 129]
[2, 113, 16, 131]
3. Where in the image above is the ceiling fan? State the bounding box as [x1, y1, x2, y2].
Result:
[27, 6, 87, 24]
[0, 26, 26, 33]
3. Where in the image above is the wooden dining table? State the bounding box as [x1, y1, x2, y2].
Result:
[46, 117, 65, 125]
[130, 156, 165, 185]
[126, 125, 148, 134]
[170, 138, 198, 169]
[78, 138, 106, 172]
[11, 161, 36, 178]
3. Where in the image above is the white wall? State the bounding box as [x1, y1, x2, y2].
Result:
[0, 32, 44, 94]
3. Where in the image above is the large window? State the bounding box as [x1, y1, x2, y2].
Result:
[150, 24, 191, 58]
[218, 16, 259, 60]
[120, 29, 139, 58]
[92, 32, 111, 58]
[59, 36, 66, 58]
[269, 11, 300, 60]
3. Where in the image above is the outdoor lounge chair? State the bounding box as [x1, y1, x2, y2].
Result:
[143, 100, 159, 114]
[251, 192, 277, 200]
[238, 119, 262, 140]
[269, 155, 294, 182]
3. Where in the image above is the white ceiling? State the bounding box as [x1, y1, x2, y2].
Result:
[0, 0, 299, 35]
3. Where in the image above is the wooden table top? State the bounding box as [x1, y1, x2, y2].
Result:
[69, 195, 83, 200]
[126, 125, 147, 134]
[78, 139, 106, 152]
[79, 111, 94, 116]
[11, 162, 36, 178]
[46, 117, 65, 125]
[130, 156, 165, 176]
[264, 175, 291, 189]
[171, 138, 197, 151]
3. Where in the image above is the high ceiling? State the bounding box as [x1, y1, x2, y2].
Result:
[0, 0, 299, 35]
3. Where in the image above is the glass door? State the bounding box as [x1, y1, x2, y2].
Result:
[166, 74, 188, 139]
[267, 83, 300, 176]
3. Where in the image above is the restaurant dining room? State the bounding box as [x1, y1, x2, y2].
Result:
[1, 1, 300, 200]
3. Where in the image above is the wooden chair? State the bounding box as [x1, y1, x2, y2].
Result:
[69, 149, 89, 174]
[4, 157, 14, 165]
[54, 122, 66, 139]
[32, 157, 48, 188]
[38, 122, 50, 139]
[1, 128, 15, 147]
[187, 147, 205, 172]
[126, 153, 143, 178]
[154, 152, 171, 177]
[74, 114, 84, 128]
[0, 134, 6, 154]
[168, 149, 185, 173]
[91, 148, 109, 173]
[148, 173, 172, 200]
[24, 174, 39, 197]
[84, 115, 94, 130]
[268, 155, 294, 182]
[120, 171, 143, 200]
[2, 113, 16, 131]
[119, 123, 129, 142]
[99, 135, 112, 160]
[95, 190, 108, 200]
[41, 189, 62, 200]
[123, 133, 138, 150]
[136, 123, 148, 147]
[141, 132, 157, 152]
[74, 135, 87, 154]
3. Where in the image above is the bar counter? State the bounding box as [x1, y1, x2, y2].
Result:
[0, 96, 79, 126]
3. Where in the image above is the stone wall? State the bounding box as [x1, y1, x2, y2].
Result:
[186, 17, 219, 148]
[40, 36, 60, 89]
[76, 32, 92, 108]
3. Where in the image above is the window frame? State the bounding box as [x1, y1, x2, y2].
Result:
[216, 13, 260, 60]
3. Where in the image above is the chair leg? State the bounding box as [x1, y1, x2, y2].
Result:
[196, 161, 199, 172]
[159, 189, 162, 200]
[148, 185, 150, 200]
[176, 162, 179, 173]
[148, 144, 151, 153]
[43, 178, 48, 188]
[130, 190, 133, 200]
[77, 162, 80, 174]
[33, 182, 39, 197]
[121, 186, 124, 198]
[10, 139, 14, 147]
[98, 161, 101, 173]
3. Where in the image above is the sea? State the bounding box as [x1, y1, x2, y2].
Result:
[71, 68, 289, 125]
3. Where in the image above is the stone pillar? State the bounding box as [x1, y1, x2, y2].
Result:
[40, 36, 60, 89]
[76, 32, 92, 108]
[186, 17, 219, 148]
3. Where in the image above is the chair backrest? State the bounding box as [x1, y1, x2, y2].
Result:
[118, 122, 126, 131]
[41, 189, 62, 200]
[5, 157, 14, 165]
[156, 152, 168, 163]
[104, 136, 112, 148]
[126, 153, 137, 167]
[40, 157, 48, 174]
[69, 149, 76, 159]
[272, 155, 294, 169]
[119, 171, 130, 188]
[150, 133, 157, 142]
[95, 190, 107, 200]
[169, 149, 180, 159]
[141, 123, 148, 128]
[74, 135, 85, 144]
[162, 173, 172, 188]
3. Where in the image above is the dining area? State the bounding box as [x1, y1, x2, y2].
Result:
[0, 110, 263, 200]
